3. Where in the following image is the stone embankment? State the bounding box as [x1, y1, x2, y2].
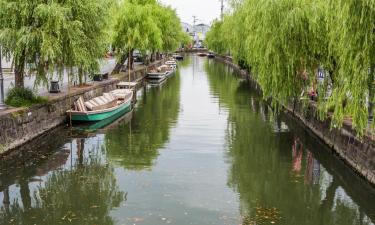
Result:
[0, 60, 164, 154]
[213, 54, 375, 186]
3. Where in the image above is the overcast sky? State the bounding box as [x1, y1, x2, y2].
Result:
[159, 0, 223, 25]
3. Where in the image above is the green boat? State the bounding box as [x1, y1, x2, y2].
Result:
[67, 89, 133, 122]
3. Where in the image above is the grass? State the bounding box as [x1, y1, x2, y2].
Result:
[5, 87, 48, 107]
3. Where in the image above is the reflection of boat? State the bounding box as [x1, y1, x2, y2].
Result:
[173, 54, 184, 60]
[197, 52, 208, 57]
[148, 76, 167, 87]
[67, 89, 133, 122]
[73, 108, 134, 134]
[85, 108, 133, 132]
[207, 52, 215, 58]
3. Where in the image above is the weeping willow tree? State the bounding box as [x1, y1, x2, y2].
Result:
[205, 20, 228, 55]
[112, 0, 162, 73]
[323, 0, 375, 133]
[206, 0, 375, 135]
[0, 0, 112, 88]
[111, 0, 189, 72]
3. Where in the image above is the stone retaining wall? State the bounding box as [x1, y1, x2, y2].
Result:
[213, 54, 375, 186]
[0, 60, 164, 154]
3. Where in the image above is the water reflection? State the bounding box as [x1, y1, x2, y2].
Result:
[0, 55, 374, 225]
[105, 72, 181, 170]
[205, 60, 375, 225]
[0, 136, 124, 225]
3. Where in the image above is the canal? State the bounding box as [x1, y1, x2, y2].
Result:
[0, 55, 375, 225]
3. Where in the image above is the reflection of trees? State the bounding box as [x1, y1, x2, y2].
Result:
[204, 61, 373, 225]
[0, 140, 124, 225]
[105, 72, 181, 170]
[177, 55, 192, 68]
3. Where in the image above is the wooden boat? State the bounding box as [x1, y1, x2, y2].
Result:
[147, 71, 168, 79]
[147, 64, 175, 79]
[148, 76, 167, 86]
[166, 60, 177, 66]
[166, 66, 176, 77]
[67, 89, 133, 122]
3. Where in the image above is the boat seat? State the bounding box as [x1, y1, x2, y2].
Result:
[75, 97, 87, 112]
[101, 94, 117, 108]
[103, 93, 116, 102]
[111, 89, 132, 100]
[85, 95, 116, 111]
[84, 101, 95, 111]
[84, 100, 100, 111]
[99, 96, 109, 104]
[93, 97, 106, 106]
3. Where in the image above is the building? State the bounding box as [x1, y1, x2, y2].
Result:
[181, 22, 210, 48]
[194, 23, 210, 41]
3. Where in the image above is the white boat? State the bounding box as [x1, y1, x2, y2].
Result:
[147, 64, 175, 79]
[147, 71, 168, 79]
[166, 60, 177, 66]
[166, 68, 176, 77]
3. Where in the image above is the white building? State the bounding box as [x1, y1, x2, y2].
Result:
[181, 22, 210, 47]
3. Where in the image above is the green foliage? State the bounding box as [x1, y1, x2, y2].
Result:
[105, 72, 181, 170]
[0, 0, 113, 86]
[113, 1, 162, 54]
[205, 0, 375, 135]
[5, 87, 47, 107]
[112, 0, 188, 56]
[205, 21, 227, 55]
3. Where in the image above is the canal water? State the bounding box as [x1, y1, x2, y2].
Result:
[0, 55, 375, 225]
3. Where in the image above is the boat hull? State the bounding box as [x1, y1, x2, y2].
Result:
[147, 73, 167, 79]
[70, 100, 132, 122]
[166, 69, 176, 77]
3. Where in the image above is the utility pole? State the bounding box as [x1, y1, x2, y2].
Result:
[193, 16, 197, 34]
[221, 0, 224, 20]
[0, 45, 5, 109]
[193, 16, 197, 48]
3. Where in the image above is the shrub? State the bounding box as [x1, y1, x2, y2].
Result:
[5, 87, 48, 107]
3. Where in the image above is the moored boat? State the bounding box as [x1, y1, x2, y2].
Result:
[147, 64, 175, 79]
[166, 66, 176, 77]
[67, 89, 133, 122]
[166, 60, 177, 66]
[147, 71, 168, 79]
[147, 76, 167, 87]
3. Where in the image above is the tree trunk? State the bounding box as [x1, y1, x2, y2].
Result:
[78, 67, 84, 86]
[112, 53, 128, 74]
[129, 49, 134, 70]
[150, 51, 155, 62]
[368, 67, 374, 119]
[156, 52, 160, 60]
[14, 50, 26, 88]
